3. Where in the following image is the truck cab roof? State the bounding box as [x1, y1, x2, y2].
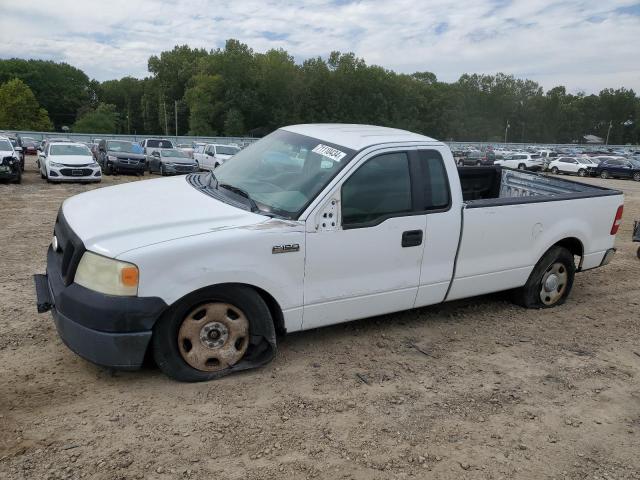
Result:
[282, 124, 440, 151]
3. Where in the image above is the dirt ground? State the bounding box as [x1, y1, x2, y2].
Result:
[1, 155, 639, 480]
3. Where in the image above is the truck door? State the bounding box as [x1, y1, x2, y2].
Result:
[413, 149, 461, 307]
[303, 149, 426, 330]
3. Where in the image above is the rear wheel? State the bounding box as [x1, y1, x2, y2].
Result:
[153, 285, 276, 382]
[550, 167, 559, 174]
[513, 246, 575, 309]
[633, 172, 640, 182]
[600, 170, 609, 179]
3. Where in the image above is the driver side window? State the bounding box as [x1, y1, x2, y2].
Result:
[341, 152, 412, 228]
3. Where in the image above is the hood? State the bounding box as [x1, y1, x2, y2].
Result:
[109, 151, 145, 160]
[62, 175, 265, 258]
[50, 154, 94, 165]
[0, 149, 15, 158]
[162, 156, 196, 164]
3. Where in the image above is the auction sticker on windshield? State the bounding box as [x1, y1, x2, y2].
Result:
[312, 144, 347, 162]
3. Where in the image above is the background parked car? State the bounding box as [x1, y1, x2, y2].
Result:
[7, 136, 25, 171]
[21, 136, 39, 155]
[0, 136, 22, 183]
[147, 148, 199, 175]
[97, 139, 146, 175]
[548, 157, 597, 177]
[140, 138, 174, 157]
[39, 142, 101, 183]
[195, 143, 241, 170]
[498, 153, 544, 171]
[176, 143, 195, 158]
[457, 150, 496, 166]
[595, 158, 640, 181]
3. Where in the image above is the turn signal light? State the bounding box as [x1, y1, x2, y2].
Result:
[610, 205, 623, 235]
[121, 266, 139, 287]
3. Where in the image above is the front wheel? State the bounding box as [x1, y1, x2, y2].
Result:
[513, 246, 575, 309]
[600, 171, 609, 179]
[550, 167, 559, 174]
[104, 162, 113, 175]
[152, 285, 276, 382]
[633, 172, 640, 182]
[578, 169, 586, 177]
[518, 163, 526, 170]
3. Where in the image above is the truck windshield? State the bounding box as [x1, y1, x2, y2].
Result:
[212, 130, 355, 219]
[216, 146, 240, 156]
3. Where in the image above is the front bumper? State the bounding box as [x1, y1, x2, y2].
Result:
[114, 160, 146, 173]
[49, 166, 102, 182]
[164, 164, 199, 175]
[34, 239, 167, 370]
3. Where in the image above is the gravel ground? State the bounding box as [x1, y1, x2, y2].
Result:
[1, 156, 639, 480]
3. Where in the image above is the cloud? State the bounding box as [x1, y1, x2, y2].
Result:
[0, 0, 638, 93]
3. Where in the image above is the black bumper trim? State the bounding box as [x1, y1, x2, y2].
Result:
[34, 274, 53, 313]
[52, 307, 152, 369]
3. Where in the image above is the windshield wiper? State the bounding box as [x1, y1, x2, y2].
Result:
[207, 171, 218, 189]
[219, 183, 259, 213]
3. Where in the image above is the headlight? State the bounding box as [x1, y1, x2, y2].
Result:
[49, 161, 63, 168]
[108, 155, 117, 161]
[89, 161, 99, 167]
[74, 251, 139, 296]
[164, 162, 175, 167]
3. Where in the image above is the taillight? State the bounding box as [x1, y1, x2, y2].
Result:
[610, 205, 623, 235]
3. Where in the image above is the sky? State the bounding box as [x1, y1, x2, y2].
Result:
[1, 0, 639, 93]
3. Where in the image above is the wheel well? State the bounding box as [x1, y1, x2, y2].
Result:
[181, 282, 286, 335]
[553, 237, 584, 268]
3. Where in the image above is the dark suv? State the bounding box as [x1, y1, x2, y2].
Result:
[458, 150, 495, 166]
[97, 139, 146, 175]
[595, 158, 640, 181]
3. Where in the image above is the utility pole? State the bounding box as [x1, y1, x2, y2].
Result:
[504, 120, 510, 144]
[175, 100, 178, 137]
[163, 99, 168, 136]
[605, 120, 612, 145]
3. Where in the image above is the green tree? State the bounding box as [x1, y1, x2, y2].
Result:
[0, 78, 53, 131]
[223, 108, 245, 136]
[72, 103, 119, 133]
[0, 59, 94, 129]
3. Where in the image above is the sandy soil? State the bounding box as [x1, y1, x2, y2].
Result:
[1, 156, 639, 480]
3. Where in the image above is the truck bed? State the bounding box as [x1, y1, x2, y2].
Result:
[458, 166, 620, 207]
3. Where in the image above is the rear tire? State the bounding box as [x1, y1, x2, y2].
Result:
[153, 285, 276, 382]
[513, 246, 575, 309]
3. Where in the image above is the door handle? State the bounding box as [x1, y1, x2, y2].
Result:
[402, 230, 423, 247]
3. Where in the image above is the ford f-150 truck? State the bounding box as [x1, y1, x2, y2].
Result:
[34, 124, 624, 382]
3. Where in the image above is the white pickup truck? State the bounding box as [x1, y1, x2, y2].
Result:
[34, 124, 624, 382]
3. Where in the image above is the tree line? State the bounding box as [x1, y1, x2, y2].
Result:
[0, 39, 638, 144]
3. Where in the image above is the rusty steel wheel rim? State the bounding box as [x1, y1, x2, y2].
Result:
[178, 302, 249, 372]
[539, 262, 568, 306]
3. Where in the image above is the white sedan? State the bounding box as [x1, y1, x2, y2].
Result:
[548, 157, 597, 177]
[39, 142, 102, 183]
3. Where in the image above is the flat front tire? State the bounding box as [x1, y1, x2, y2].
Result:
[513, 246, 575, 309]
[153, 285, 276, 382]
